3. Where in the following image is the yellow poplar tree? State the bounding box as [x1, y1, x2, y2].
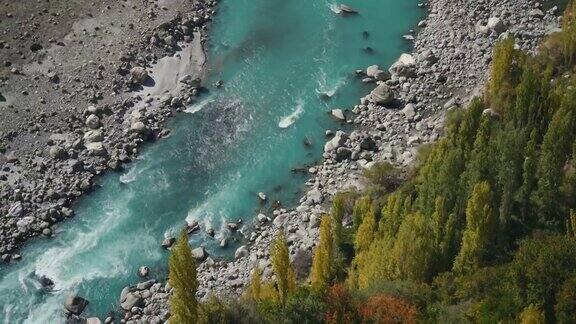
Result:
[453, 181, 496, 274]
[354, 201, 376, 252]
[169, 231, 198, 324]
[310, 214, 334, 290]
[271, 232, 296, 305]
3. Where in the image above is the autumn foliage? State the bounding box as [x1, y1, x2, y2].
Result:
[358, 294, 417, 324]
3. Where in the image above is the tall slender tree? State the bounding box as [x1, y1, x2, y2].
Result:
[169, 231, 198, 324]
[453, 181, 496, 274]
[310, 214, 334, 290]
[271, 232, 296, 305]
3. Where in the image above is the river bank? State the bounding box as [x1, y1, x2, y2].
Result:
[0, 0, 217, 262]
[116, 0, 561, 322]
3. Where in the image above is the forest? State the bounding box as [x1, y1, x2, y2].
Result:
[168, 2, 576, 323]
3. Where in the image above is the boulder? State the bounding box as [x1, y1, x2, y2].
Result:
[389, 53, 416, 77]
[120, 292, 143, 311]
[64, 294, 89, 315]
[402, 103, 416, 119]
[331, 109, 345, 121]
[87, 318, 101, 324]
[309, 213, 321, 228]
[257, 213, 268, 223]
[360, 137, 377, 151]
[83, 130, 103, 143]
[366, 65, 390, 81]
[374, 70, 391, 81]
[85, 142, 107, 156]
[335, 147, 352, 161]
[227, 223, 239, 231]
[136, 279, 156, 290]
[85, 114, 101, 129]
[191, 247, 208, 261]
[370, 83, 395, 105]
[49, 146, 67, 160]
[130, 67, 149, 84]
[366, 65, 380, 77]
[161, 237, 175, 249]
[130, 121, 148, 135]
[420, 49, 438, 65]
[307, 188, 323, 204]
[7, 202, 24, 217]
[487, 17, 505, 34]
[235, 245, 249, 260]
[324, 131, 348, 152]
[258, 192, 267, 201]
[138, 266, 149, 278]
[529, 9, 544, 18]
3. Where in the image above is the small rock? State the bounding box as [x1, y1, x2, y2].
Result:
[138, 266, 149, 278]
[402, 103, 416, 119]
[130, 67, 149, 84]
[235, 245, 249, 260]
[64, 294, 89, 315]
[331, 109, 345, 121]
[85, 114, 101, 129]
[161, 237, 175, 249]
[191, 247, 208, 261]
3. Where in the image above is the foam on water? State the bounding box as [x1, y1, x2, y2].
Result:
[328, 2, 342, 14]
[184, 96, 215, 114]
[315, 67, 348, 98]
[278, 99, 305, 128]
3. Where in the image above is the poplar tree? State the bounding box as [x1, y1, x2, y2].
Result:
[352, 196, 372, 231]
[388, 212, 436, 281]
[535, 97, 575, 228]
[271, 232, 296, 305]
[354, 200, 376, 252]
[331, 195, 345, 248]
[247, 266, 263, 301]
[465, 115, 495, 194]
[517, 130, 538, 227]
[453, 181, 496, 274]
[310, 214, 334, 290]
[488, 37, 519, 111]
[169, 231, 198, 324]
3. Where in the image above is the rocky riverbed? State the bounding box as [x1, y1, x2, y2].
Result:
[0, 0, 217, 263]
[114, 0, 561, 322]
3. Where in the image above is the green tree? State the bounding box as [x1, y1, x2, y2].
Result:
[453, 182, 496, 274]
[169, 231, 198, 323]
[535, 95, 575, 228]
[488, 37, 521, 112]
[354, 199, 376, 253]
[271, 232, 296, 305]
[509, 236, 576, 321]
[517, 130, 538, 228]
[519, 304, 545, 324]
[555, 276, 576, 324]
[247, 266, 263, 302]
[387, 212, 437, 281]
[331, 194, 345, 248]
[352, 196, 372, 231]
[311, 214, 334, 290]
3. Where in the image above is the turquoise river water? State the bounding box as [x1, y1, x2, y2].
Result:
[0, 0, 421, 322]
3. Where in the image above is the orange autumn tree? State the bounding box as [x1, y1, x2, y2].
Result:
[358, 294, 417, 324]
[324, 283, 357, 324]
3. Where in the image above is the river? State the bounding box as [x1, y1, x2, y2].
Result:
[0, 0, 421, 321]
